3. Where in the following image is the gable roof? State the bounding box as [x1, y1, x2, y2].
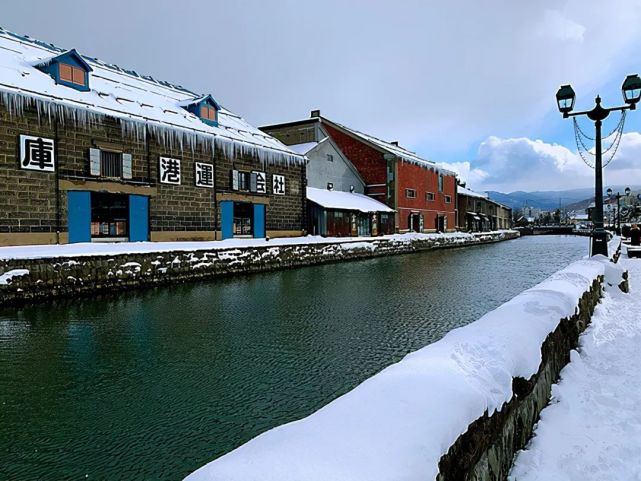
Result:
[35, 48, 93, 72]
[321, 118, 456, 176]
[261, 115, 456, 176]
[178, 94, 221, 110]
[0, 27, 303, 165]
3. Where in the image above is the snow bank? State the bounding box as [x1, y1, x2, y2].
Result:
[185, 258, 604, 481]
[0, 231, 515, 261]
[509, 256, 640, 481]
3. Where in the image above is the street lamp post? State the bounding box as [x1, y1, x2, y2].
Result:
[606, 187, 631, 235]
[556, 74, 641, 256]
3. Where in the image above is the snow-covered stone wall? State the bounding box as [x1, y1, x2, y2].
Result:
[0, 231, 518, 305]
[184, 253, 622, 481]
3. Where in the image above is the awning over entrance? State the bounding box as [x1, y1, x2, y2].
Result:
[467, 211, 481, 220]
[307, 187, 394, 213]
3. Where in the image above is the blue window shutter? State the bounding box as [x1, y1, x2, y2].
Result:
[221, 201, 234, 240]
[253, 204, 265, 238]
[67, 191, 91, 243]
[129, 195, 149, 242]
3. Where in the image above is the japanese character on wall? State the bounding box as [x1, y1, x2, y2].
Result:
[195, 162, 214, 188]
[272, 174, 286, 195]
[252, 171, 266, 194]
[159, 157, 181, 185]
[19, 135, 55, 172]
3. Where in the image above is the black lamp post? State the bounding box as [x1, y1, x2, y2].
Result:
[556, 74, 641, 256]
[606, 187, 631, 235]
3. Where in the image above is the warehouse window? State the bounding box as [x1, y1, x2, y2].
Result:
[101, 151, 122, 178]
[405, 188, 416, 199]
[426, 192, 435, 201]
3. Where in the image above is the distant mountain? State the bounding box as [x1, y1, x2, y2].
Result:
[485, 186, 641, 211]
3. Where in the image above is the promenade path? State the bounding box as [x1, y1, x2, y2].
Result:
[509, 246, 641, 481]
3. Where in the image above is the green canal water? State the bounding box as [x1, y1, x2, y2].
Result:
[0, 236, 589, 480]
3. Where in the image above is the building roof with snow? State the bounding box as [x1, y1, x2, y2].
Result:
[307, 187, 394, 213]
[458, 186, 489, 199]
[288, 141, 319, 155]
[261, 114, 455, 175]
[0, 27, 304, 165]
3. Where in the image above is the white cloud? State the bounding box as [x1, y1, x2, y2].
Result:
[460, 132, 641, 192]
[538, 10, 586, 42]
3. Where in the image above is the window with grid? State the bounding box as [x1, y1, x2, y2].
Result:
[101, 151, 122, 178]
[59, 63, 86, 87]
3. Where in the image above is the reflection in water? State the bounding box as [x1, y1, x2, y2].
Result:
[0, 236, 588, 480]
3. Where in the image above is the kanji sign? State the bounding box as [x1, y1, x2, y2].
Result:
[159, 157, 181, 185]
[253, 171, 266, 194]
[272, 174, 286, 195]
[20, 135, 55, 172]
[195, 162, 214, 188]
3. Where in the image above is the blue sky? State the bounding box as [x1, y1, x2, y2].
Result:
[3, 0, 641, 193]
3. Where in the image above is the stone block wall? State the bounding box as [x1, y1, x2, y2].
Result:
[0, 231, 518, 305]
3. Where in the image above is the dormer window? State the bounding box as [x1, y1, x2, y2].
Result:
[59, 63, 86, 87]
[179, 94, 221, 127]
[35, 49, 92, 92]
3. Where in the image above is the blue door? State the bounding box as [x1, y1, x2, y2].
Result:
[253, 204, 265, 238]
[67, 191, 91, 243]
[221, 201, 233, 240]
[129, 195, 149, 242]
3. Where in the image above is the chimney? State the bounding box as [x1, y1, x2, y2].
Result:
[311, 109, 321, 118]
[390, 141, 399, 146]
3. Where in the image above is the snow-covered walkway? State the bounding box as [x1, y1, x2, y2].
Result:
[510, 248, 641, 481]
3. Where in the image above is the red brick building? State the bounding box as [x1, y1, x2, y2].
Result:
[262, 111, 458, 233]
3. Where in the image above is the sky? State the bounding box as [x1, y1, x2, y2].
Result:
[3, 0, 641, 193]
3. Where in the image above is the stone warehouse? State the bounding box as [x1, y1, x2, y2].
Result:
[0, 29, 306, 246]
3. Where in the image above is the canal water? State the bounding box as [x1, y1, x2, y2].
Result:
[0, 236, 588, 480]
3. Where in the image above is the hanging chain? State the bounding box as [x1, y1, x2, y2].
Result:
[573, 111, 626, 169]
[573, 111, 625, 141]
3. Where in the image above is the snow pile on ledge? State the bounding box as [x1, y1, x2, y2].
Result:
[0, 269, 29, 285]
[510, 256, 638, 481]
[185, 257, 605, 481]
[0, 231, 515, 261]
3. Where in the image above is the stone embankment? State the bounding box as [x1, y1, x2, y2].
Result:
[0, 231, 518, 305]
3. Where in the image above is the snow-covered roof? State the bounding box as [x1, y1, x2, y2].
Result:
[0, 28, 303, 165]
[571, 213, 589, 220]
[323, 119, 456, 176]
[288, 141, 319, 155]
[307, 187, 394, 213]
[458, 186, 488, 199]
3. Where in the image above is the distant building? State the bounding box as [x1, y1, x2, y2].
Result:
[0, 29, 306, 246]
[457, 187, 512, 231]
[262, 111, 458, 233]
